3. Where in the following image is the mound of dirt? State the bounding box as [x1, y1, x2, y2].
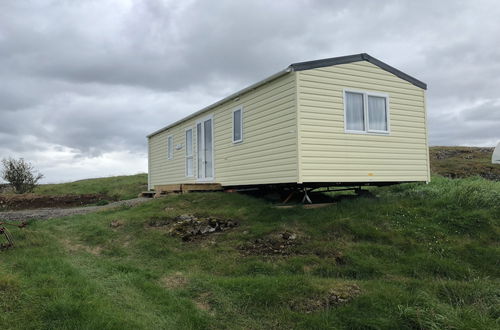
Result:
[291, 284, 362, 313]
[239, 231, 301, 256]
[0, 194, 110, 210]
[148, 214, 238, 241]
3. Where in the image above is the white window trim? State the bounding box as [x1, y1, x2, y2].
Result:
[232, 106, 243, 144]
[343, 88, 390, 135]
[167, 135, 174, 160]
[185, 127, 194, 177]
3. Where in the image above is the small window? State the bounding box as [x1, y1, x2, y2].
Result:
[167, 135, 173, 160]
[344, 90, 389, 134]
[367, 95, 388, 132]
[232, 107, 243, 143]
[185, 128, 193, 177]
[345, 92, 365, 131]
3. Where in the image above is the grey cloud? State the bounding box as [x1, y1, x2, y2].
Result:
[0, 0, 499, 182]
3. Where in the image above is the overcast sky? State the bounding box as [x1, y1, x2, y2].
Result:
[1, 0, 499, 183]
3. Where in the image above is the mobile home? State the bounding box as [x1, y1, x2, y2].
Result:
[147, 53, 429, 193]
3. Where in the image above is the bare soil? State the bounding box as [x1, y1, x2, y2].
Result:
[0, 193, 111, 211]
[0, 198, 149, 221]
[238, 231, 302, 256]
[290, 284, 362, 313]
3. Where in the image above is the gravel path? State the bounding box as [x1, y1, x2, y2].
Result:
[0, 197, 151, 221]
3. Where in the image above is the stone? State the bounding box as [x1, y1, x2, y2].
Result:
[110, 220, 123, 228]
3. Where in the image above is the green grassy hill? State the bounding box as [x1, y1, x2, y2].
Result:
[1, 176, 499, 329]
[430, 146, 499, 180]
[34, 173, 148, 200]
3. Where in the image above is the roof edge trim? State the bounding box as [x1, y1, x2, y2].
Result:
[147, 68, 291, 138]
[289, 53, 427, 90]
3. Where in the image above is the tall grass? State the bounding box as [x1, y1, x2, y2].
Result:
[388, 176, 500, 209]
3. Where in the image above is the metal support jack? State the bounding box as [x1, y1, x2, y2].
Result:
[301, 188, 312, 204]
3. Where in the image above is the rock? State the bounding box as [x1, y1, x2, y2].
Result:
[110, 220, 123, 228]
[150, 214, 238, 241]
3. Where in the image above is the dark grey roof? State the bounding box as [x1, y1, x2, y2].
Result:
[289, 53, 427, 90]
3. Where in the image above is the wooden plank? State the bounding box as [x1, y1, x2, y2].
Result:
[154, 184, 182, 192]
[181, 183, 222, 192]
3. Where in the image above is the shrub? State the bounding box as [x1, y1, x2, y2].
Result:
[1, 158, 44, 194]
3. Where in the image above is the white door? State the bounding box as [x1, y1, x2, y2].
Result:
[196, 116, 214, 181]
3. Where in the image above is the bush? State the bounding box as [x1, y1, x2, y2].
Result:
[1, 158, 44, 194]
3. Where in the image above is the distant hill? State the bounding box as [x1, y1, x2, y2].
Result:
[34, 173, 148, 200]
[430, 146, 499, 180]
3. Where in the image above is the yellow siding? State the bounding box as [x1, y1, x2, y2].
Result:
[297, 61, 430, 183]
[148, 73, 298, 187]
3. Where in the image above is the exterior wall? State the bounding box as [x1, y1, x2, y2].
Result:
[148, 72, 298, 188]
[297, 61, 430, 183]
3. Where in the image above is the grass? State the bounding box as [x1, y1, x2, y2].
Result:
[1, 176, 499, 329]
[34, 173, 148, 200]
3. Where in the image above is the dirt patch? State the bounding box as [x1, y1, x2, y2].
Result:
[193, 292, 214, 314]
[0, 198, 149, 221]
[238, 231, 301, 256]
[239, 231, 346, 263]
[148, 214, 238, 241]
[0, 193, 110, 211]
[312, 248, 347, 264]
[291, 283, 362, 313]
[160, 272, 188, 289]
[60, 238, 102, 255]
[109, 220, 123, 228]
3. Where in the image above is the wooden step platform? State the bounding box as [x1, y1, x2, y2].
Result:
[152, 183, 223, 198]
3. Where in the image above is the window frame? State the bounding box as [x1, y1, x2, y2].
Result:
[185, 127, 194, 177]
[343, 89, 390, 135]
[232, 106, 244, 144]
[167, 135, 174, 160]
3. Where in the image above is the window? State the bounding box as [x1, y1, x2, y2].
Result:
[367, 95, 387, 132]
[344, 90, 389, 134]
[185, 128, 193, 176]
[167, 135, 173, 159]
[232, 107, 243, 143]
[345, 92, 365, 131]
